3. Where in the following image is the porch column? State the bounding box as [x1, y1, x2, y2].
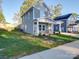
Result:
[37, 21, 39, 35]
[51, 24, 54, 34]
[59, 24, 61, 33]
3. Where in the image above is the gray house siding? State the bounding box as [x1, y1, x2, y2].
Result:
[21, 7, 34, 34]
[21, 7, 41, 34]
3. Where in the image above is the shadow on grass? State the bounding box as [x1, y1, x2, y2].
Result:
[0, 30, 49, 59]
[0, 29, 78, 59]
[0, 38, 49, 58]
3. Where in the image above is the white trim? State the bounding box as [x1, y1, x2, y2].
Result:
[24, 24, 27, 32]
[54, 21, 63, 24]
[51, 24, 54, 34]
[59, 24, 61, 32]
[37, 21, 39, 35]
[33, 8, 34, 19]
[33, 21, 39, 36]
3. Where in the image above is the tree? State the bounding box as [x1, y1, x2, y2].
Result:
[13, 12, 22, 26]
[51, 4, 62, 19]
[72, 13, 79, 16]
[20, 0, 40, 16]
[0, 11, 5, 22]
[72, 13, 79, 21]
[0, 0, 5, 23]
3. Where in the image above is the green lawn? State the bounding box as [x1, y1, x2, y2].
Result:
[0, 29, 78, 59]
[49, 34, 78, 43]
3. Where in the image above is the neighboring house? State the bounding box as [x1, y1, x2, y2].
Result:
[68, 17, 79, 33]
[72, 20, 79, 33]
[53, 13, 78, 33]
[20, 0, 53, 36]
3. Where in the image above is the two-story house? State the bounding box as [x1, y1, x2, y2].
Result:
[20, 0, 53, 36]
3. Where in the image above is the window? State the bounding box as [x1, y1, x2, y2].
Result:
[39, 25, 41, 31]
[43, 25, 45, 31]
[40, 10, 45, 17]
[34, 22, 37, 25]
[39, 24, 46, 31]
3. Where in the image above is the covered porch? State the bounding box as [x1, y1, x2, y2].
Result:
[54, 21, 63, 34]
[33, 18, 53, 36]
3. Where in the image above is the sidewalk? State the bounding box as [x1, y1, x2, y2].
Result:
[61, 32, 79, 38]
[19, 40, 79, 59]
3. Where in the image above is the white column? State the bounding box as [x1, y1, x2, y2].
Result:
[51, 24, 54, 34]
[59, 24, 61, 33]
[37, 21, 39, 35]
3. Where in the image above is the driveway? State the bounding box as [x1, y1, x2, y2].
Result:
[19, 40, 79, 59]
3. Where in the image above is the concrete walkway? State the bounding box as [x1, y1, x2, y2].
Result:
[61, 32, 79, 38]
[19, 40, 79, 59]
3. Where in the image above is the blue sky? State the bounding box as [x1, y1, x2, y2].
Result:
[2, 0, 79, 24]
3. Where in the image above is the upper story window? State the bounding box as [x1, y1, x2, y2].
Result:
[34, 8, 40, 18]
[34, 22, 37, 25]
[40, 9, 45, 17]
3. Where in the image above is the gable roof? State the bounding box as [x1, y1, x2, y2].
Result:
[21, 0, 49, 17]
[54, 13, 72, 21]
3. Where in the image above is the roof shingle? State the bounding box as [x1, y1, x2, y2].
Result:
[54, 13, 72, 21]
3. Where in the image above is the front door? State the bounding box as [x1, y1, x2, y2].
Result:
[39, 24, 46, 32]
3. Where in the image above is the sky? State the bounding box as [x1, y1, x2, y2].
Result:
[2, 0, 79, 24]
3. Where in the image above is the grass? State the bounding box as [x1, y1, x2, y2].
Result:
[49, 34, 78, 43]
[0, 29, 78, 59]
